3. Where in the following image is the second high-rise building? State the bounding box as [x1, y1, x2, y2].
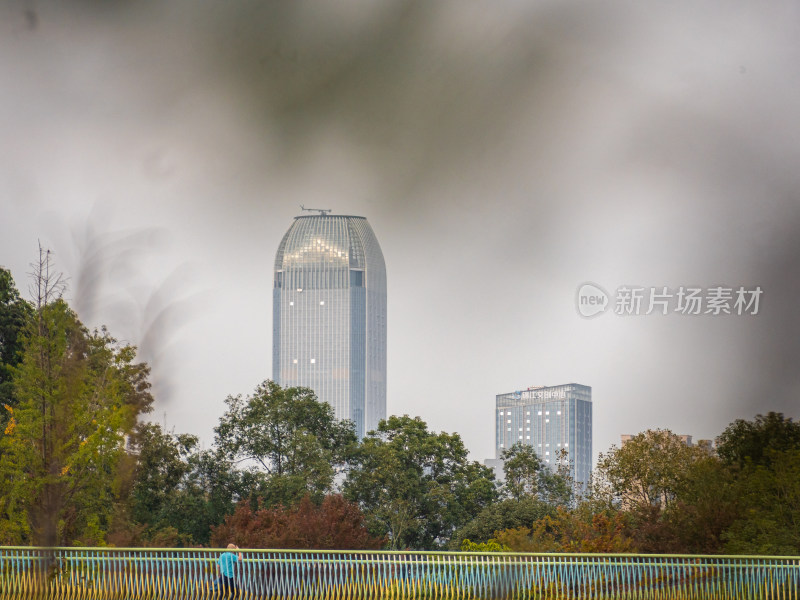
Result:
[272, 212, 386, 438]
[495, 383, 592, 491]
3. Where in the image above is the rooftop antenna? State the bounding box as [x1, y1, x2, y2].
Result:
[300, 205, 332, 215]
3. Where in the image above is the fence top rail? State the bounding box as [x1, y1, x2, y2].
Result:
[1, 547, 799, 561]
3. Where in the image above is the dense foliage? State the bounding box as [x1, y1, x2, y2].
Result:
[211, 495, 384, 550]
[0, 260, 152, 546]
[343, 415, 498, 549]
[1, 259, 798, 553]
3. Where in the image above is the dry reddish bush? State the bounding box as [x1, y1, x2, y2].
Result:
[211, 494, 385, 550]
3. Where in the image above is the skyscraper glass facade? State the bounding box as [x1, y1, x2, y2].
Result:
[273, 214, 386, 438]
[495, 383, 592, 491]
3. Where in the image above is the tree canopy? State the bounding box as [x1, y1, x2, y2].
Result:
[344, 415, 497, 549]
[211, 494, 384, 550]
[3, 253, 799, 553]
[0, 284, 153, 545]
[716, 412, 800, 469]
[501, 443, 573, 506]
[595, 429, 707, 511]
[0, 267, 33, 419]
[214, 380, 357, 506]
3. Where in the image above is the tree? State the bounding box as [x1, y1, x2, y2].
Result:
[343, 415, 498, 550]
[103, 422, 215, 545]
[211, 494, 384, 550]
[595, 429, 706, 511]
[722, 448, 800, 555]
[0, 250, 153, 546]
[501, 443, 543, 501]
[494, 503, 635, 553]
[214, 380, 357, 506]
[501, 443, 573, 506]
[129, 423, 198, 525]
[640, 455, 740, 554]
[163, 447, 258, 547]
[0, 268, 33, 422]
[716, 412, 800, 469]
[448, 497, 555, 549]
[711, 413, 800, 555]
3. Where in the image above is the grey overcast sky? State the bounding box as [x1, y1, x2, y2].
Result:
[1, 0, 799, 465]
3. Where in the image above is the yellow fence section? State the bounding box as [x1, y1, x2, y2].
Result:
[1, 547, 799, 599]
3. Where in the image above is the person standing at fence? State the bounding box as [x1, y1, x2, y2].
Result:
[217, 543, 243, 597]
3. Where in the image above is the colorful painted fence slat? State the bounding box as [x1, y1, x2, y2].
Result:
[1, 547, 798, 599]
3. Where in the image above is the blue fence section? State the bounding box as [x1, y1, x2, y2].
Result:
[0, 547, 798, 599]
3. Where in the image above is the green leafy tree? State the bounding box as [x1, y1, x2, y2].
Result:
[722, 448, 800, 555]
[448, 497, 555, 549]
[0, 250, 153, 546]
[110, 429, 257, 547]
[716, 412, 800, 469]
[0, 268, 33, 422]
[344, 415, 498, 549]
[647, 455, 739, 554]
[501, 443, 543, 501]
[595, 429, 706, 512]
[501, 443, 573, 506]
[185, 448, 270, 545]
[214, 380, 357, 507]
[130, 423, 199, 525]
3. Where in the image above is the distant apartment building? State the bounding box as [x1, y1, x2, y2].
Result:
[492, 383, 592, 491]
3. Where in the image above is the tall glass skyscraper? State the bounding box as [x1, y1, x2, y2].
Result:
[495, 383, 592, 491]
[272, 213, 386, 438]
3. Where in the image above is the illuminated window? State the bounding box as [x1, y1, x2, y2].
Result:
[310, 358, 316, 364]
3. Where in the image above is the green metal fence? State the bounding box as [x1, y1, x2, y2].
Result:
[1, 547, 798, 599]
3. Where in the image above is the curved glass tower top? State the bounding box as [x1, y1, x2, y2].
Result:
[273, 214, 386, 438]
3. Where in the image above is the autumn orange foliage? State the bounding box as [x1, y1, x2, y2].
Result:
[495, 506, 635, 553]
